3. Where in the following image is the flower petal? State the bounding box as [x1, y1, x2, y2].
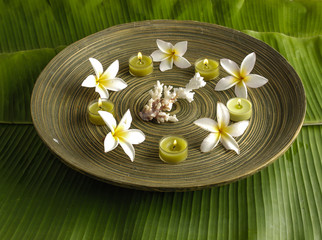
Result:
[220, 59, 240, 78]
[200, 133, 220, 152]
[225, 120, 249, 137]
[100, 78, 127, 91]
[89, 58, 103, 78]
[215, 76, 239, 91]
[95, 84, 109, 99]
[173, 41, 188, 56]
[81, 75, 96, 88]
[98, 110, 116, 133]
[151, 50, 169, 62]
[102, 59, 119, 80]
[156, 39, 173, 54]
[119, 129, 145, 144]
[235, 81, 247, 98]
[119, 140, 135, 161]
[117, 109, 132, 132]
[217, 102, 230, 129]
[104, 132, 118, 152]
[174, 56, 191, 68]
[244, 74, 268, 88]
[240, 52, 256, 77]
[194, 118, 218, 133]
[159, 57, 173, 72]
[220, 132, 240, 154]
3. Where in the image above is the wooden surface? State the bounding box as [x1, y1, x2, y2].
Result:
[31, 20, 306, 191]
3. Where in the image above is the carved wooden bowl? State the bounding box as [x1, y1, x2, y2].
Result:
[31, 20, 306, 191]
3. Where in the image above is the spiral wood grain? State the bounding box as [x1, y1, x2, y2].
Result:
[31, 20, 306, 191]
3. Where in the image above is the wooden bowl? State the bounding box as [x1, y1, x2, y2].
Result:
[31, 20, 306, 191]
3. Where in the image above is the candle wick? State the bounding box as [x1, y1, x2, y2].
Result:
[237, 99, 242, 109]
[138, 52, 143, 64]
[172, 139, 177, 150]
[203, 59, 209, 67]
[98, 98, 103, 110]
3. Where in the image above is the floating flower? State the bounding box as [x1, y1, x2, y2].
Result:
[82, 58, 127, 99]
[194, 102, 249, 154]
[98, 109, 145, 161]
[215, 52, 268, 98]
[151, 39, 191, 72]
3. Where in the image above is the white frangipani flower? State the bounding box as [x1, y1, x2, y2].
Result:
[82, 58, 127, 99]
[151, 39, 191, 72]
[98, 110, 145, 162]
[194, 102, 249, 154]
[215, 52, 268, 98]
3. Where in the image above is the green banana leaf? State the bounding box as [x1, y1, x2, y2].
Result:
[0, 0, 321, 53]
[0, 125, 321, 239]
[0, 0, 321, 239]
[243, 32, 322, 124]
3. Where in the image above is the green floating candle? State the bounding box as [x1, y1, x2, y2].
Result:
[195, 58, 219, 81]
[88, 98, 115, 125]
[129, 52, 153, 77]
[226, 98, 252, 122]
[159, 136, 188, 164]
